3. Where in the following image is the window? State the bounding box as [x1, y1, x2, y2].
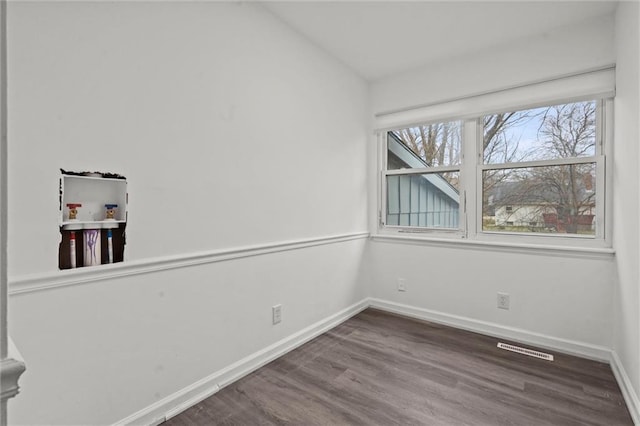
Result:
[482, 100, 601, 237]
[384, 121, 463, 231]
[378, 98, 610, 246]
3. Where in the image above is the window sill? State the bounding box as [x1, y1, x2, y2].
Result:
[371, 233, 615, 259]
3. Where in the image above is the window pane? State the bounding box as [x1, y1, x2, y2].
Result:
[388, 121, 462, 170]
[387, 172, 460, 228]
[482, 163, 596, 235]
[483, 101, 596, 165]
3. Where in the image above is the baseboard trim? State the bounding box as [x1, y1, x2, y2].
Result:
[114, 297, 631, 426]
[113, 379, 220, 426]
[112, 298, 369, 426]
[368, 298, 611, 362]
[9, 231, 369, 296]
[610, 351, 640, 425]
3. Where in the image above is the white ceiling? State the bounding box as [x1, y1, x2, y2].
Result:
[263, 1, 618, 81]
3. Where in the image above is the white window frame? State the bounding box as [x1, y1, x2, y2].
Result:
[379, 121, 467, 239]
[377, 97, 613, 250]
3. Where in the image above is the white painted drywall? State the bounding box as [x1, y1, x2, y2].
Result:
[367, 16, 617, 349]
[6, 2, 635, 424]
[7, 2, 368, 425]
[7, 1, 368, 278]
[367, 240, 614, 349]
[9, 239, 367, 425]
[371, 15, 615, 114]
[0, 0, 6, 361]
[613, 0, 640, 402]
[1, 0, 9, 424]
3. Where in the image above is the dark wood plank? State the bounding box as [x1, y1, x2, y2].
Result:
[164, 308, 633, 426]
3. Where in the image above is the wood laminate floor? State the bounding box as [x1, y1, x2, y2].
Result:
[165, 309, 633, 425]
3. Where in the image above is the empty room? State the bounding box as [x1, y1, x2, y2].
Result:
[1, 0, 639, 425]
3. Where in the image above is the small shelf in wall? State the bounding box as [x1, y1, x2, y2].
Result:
[58, 170, 128, 270]
[61, 220, 125, 230]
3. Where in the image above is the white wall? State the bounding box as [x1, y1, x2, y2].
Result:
[7, 2, 368, 425]
[372, 14, 615, 114]
[367, 240, 614, 350]
[613, 0, 640, 405]
[9, 239, 367, 425]
[7, 2, 635, 424]
[367, 16, 617, 351]
[1, 0, 10, 424]
[0, 0, 6, 361]
[8, 1, 368, 278]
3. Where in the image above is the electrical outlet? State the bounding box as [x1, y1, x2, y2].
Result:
[497, 292, 510, 310]
[272, 304, 282, 324]
[397, 278, 407, 292]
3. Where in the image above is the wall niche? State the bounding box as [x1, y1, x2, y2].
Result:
[58, 170, 127, 270]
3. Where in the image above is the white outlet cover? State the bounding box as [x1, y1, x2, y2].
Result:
[497, 293, 510, 310]
[272, 305, 282, 324]
[397, 278, 407, 292]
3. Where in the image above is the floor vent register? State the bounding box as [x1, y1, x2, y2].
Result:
[497, 342, 554, 361]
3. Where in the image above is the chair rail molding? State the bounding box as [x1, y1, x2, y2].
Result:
[9, 231, 370, 296]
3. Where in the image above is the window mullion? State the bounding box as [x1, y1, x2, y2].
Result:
[595, 156, 605, 239]
[461, 119, 478, 238]
[379, 133, 386, 228]
[602, 98, 613, 243]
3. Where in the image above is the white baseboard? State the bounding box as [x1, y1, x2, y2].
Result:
[113, 298, 369, 426]
[610, 351, 640, 425]
[375, 298, 640, 423]
[113, 379, 220, 426]
[114, 297, 633, 426]
[368, 298, 611, 362]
